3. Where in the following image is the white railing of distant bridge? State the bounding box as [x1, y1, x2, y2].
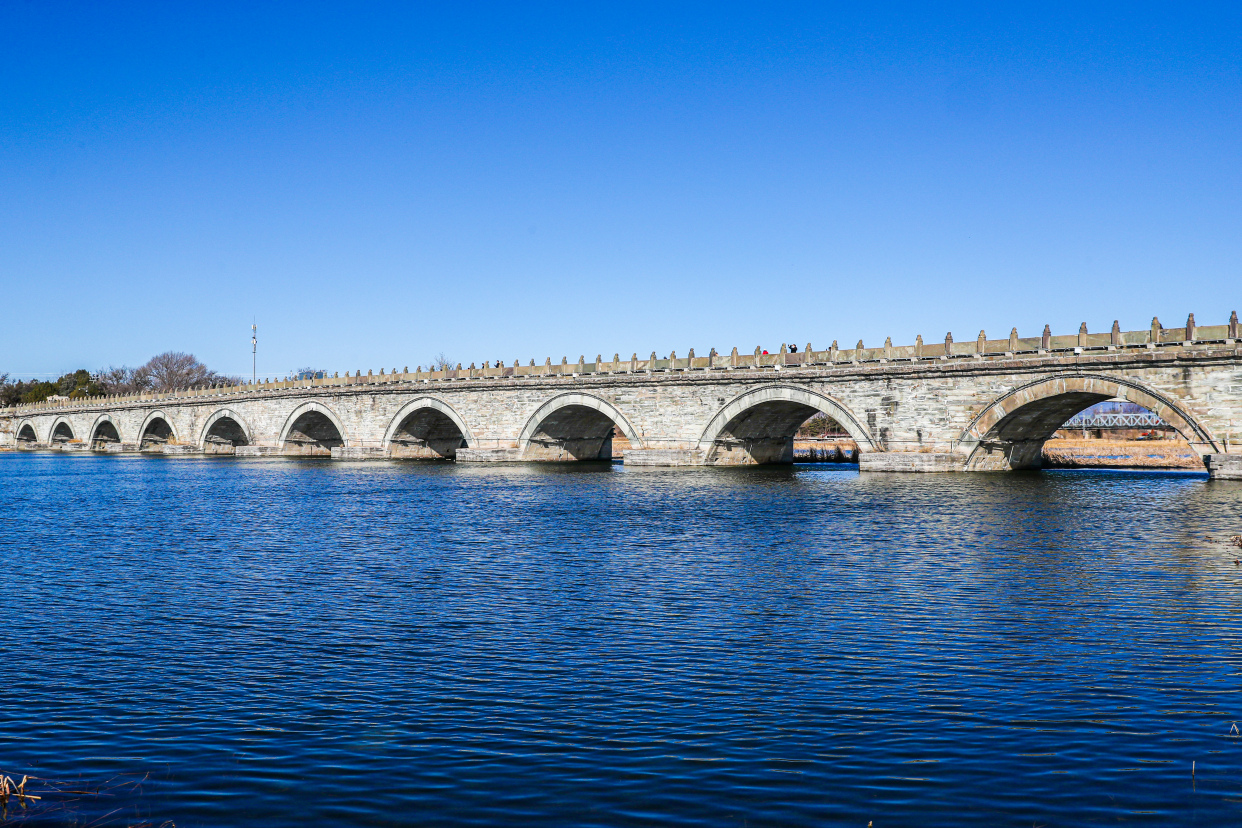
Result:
[1062, 411, 1168, 429]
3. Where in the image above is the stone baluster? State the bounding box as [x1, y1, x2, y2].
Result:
[730, 346, 739, 367]
[1230, 310, 1239, 339]
[1186, 313, 1196, 342]
[944, 332, 953, 357]
[1150, 317, 1161, 344]
[1041, 325, 1051, 351]
[1008, 328, 1019, 352]
[1078, 323, 1088, 347]
[915, 334, 923, 358]
[1111, 321, 1121, 347]
[830, 340, 839, 362]
[976, 330, 985, 355]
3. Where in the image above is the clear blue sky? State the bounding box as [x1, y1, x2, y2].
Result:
[2, 3, 1239, 379]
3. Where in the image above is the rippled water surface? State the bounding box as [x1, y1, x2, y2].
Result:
[2, 454, 1242, 826]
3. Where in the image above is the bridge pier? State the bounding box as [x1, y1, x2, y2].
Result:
[1205, 454, 1242, 480]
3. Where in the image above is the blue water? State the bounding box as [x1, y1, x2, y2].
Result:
[2, 454, 1241, 826]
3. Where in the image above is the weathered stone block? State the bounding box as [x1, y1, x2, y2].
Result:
[623, 448, 706, 466]
[457, 448, 522, 462]
[234, 446, 281, 457]
[860, 452, 963, 473]
[330, 446, 390, 460]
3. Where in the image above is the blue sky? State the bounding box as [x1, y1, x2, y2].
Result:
[2, 3, 1239, 379]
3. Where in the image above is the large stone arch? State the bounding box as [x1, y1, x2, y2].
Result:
[89, 414, 122, 449]
[137, 410, 178, 450]
[961, 373, 1219, 471]
[199, 408, 253, 454]
[697, 384, 875, 465]
[382, 397, 476, 459]
[518, 392, 643, 461]
[48, 416, 76, 444]
[278, 401, 347, 456]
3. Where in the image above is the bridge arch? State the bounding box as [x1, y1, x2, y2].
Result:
[49, 416, 76, 444]
[697, 385, 876, 465]
[138, 410, 177, 451]
[518, 392, 642, 461]
[16, 421, 38, 447]
[383, 398, 475, 459]
[89, 414, 122, 450]
[278, 402, 346, 456]
[961, 373, 1219, 470]
[199, 408, 253, 454]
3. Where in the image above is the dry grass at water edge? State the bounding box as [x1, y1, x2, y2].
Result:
[0, 771, 172, 827]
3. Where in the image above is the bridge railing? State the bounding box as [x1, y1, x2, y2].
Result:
[6, 312, 1238, 414]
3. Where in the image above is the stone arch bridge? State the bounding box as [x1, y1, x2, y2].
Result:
[4, 315, 1241, 478]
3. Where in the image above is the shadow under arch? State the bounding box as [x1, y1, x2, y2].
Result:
[49, 417, 76, 444]
[199, 408, 253, 455]
[383, 397, 475, 459]
[517, 392, 643, 461]
[89, 414, 122, 450]
[696, 384, 876, 465]
[960, 373, 1219, 471]
[138, 410, 177, 451]
[278, 401, 346, 456]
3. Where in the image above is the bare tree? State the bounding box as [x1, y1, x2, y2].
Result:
[97, 353, 238, 393]
[431, 352, 454, 372]
[96, 366, 149, 395]
[137, 352, 240, 390]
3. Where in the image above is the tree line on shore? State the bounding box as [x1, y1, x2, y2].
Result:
[1, 352, 239, 406]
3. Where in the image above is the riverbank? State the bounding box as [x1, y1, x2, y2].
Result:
[1041, 437, 1202, 469]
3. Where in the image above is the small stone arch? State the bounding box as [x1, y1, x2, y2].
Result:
[199, 409, 253, 454]
[278, 401, 347, 456]
[960, 373, 1219, 470]
[517, 392, 643, 461]
[697, 385, 875, 465]
[49, 417, 77, 444]
[382, 398, 475, 459]
[89, 414, 122, 449]
[138, 410, 178, 450]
